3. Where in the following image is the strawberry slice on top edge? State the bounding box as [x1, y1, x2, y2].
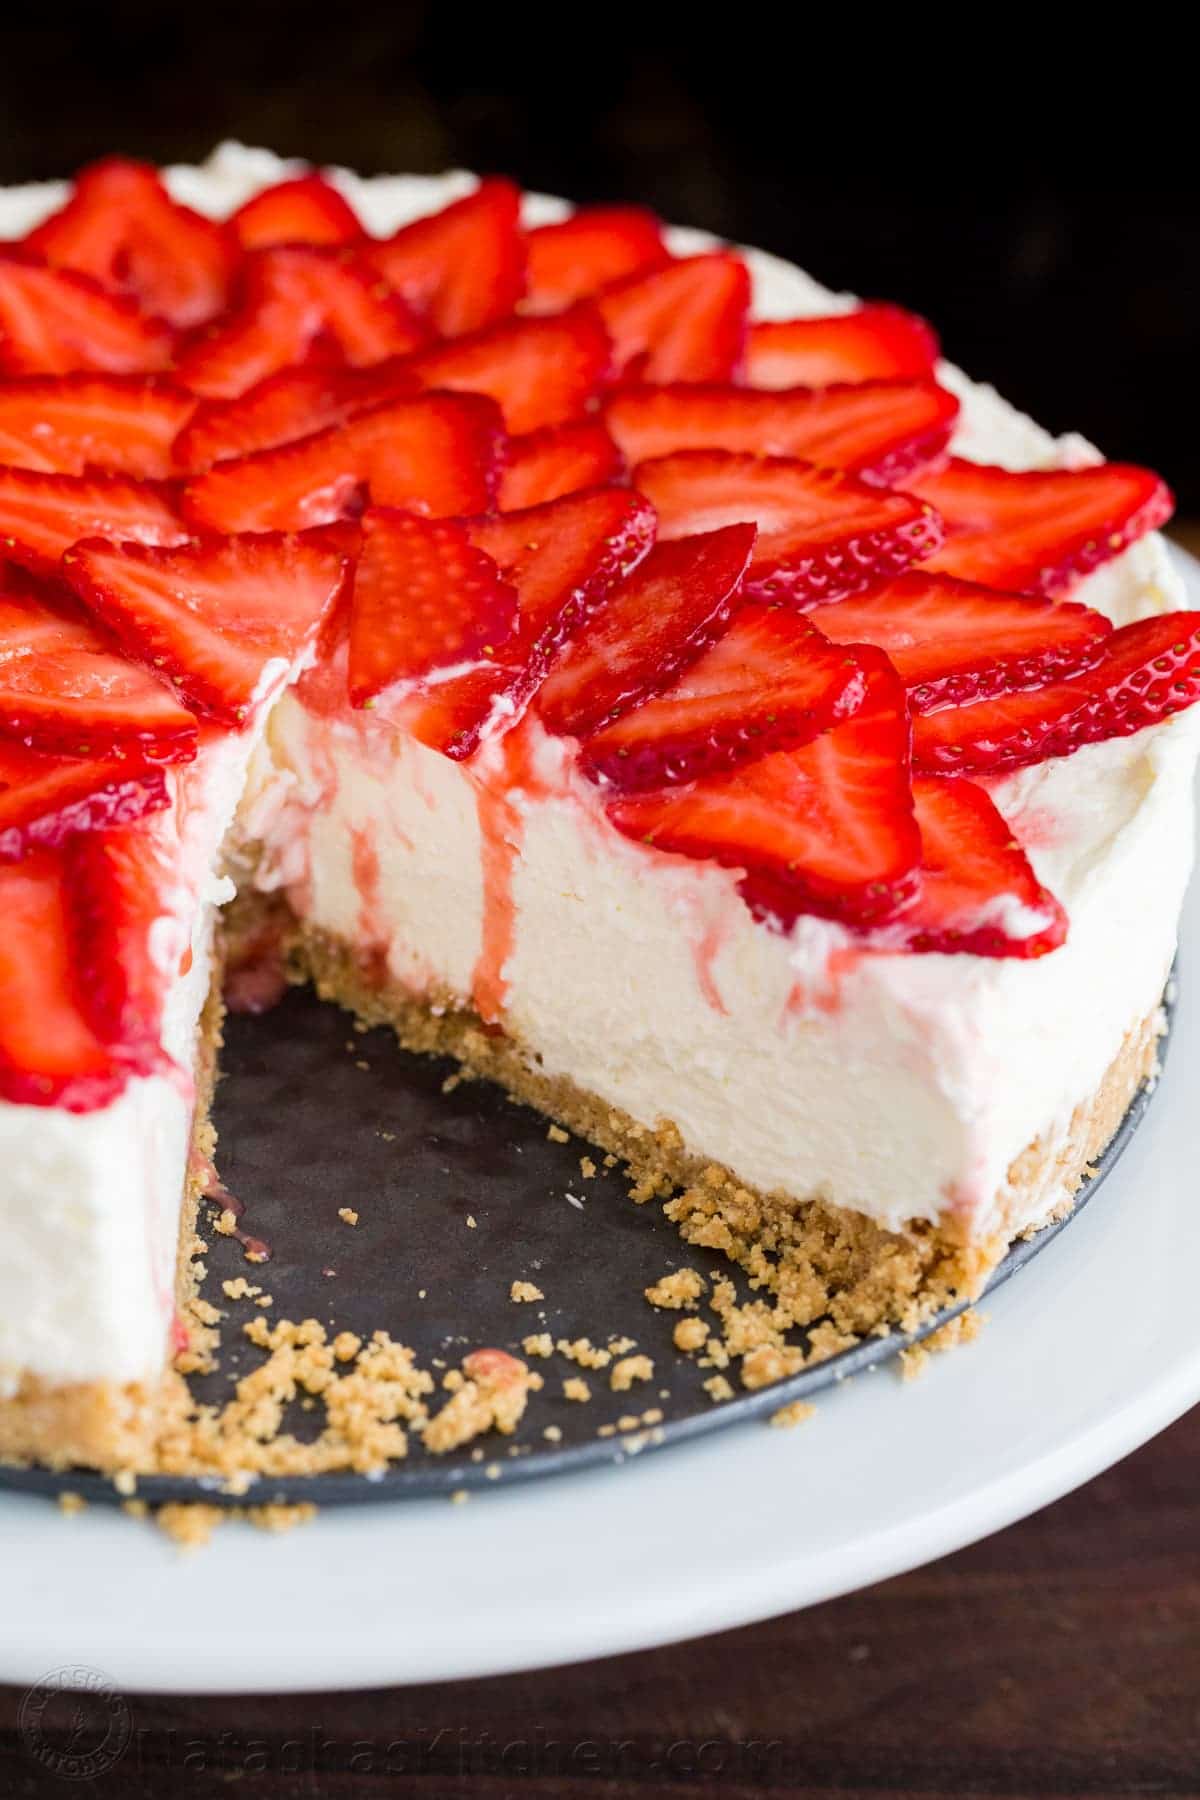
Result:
[0, 737, 170, 865]
[65, 814, 184, 1061]
[606, 647, 919, 929]
[913, 611, 1200, 777]
[230, 172, 364, 250]
[365, 178, 526, 339]
[499, 420, 623, 512]
[62, 527, 354, 728]
[173, 362, 415, 473]
[525, 206, 668, 313]
[175, 244, 428, 401]
[909, 459, 1173, 597]
[807, 570, 1112, 712]
[0, 465, 189, 578]
[0, 373, 196, 479]
[881, 776, 1067, 959]
[605, 380, 959, 487]
[0, 254, 175, 377]
[580, 603, 866, 791]
[23, 156, 239, 331]
[181, 391, 504, 535]
[536, 523, 756, 741]
[401, 304, 612, 435]
[744, 305, 940, 389]
[632, 449, 943, 606]
[597, 253, 750, 385]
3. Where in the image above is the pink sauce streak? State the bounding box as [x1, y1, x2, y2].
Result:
[350, 820, 386, 949]
[471, 726, 553, 1026]
[189, 1150, 272, 1265]
[692, 916, 730, 1015]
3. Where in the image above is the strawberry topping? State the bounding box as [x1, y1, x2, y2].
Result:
[580, 604, 865, 790]
[598, 254, 750, 384]
[366, 179, 526, 338]
[0, 738, 169, 864]
[526, 206, 667, 312]
[182, 392, 503, 534]
[63, 528, 353, 727]
[633, 449, 943, 604]
[537, 524, 756, 740]
[0, 465, 188, 577]
[65, 817, 180, 1061]
[808, 571, 1111, 711]
[499, 420, 623, 511]
[24, 157, 238, 330]
[230, 172, 363, 249]
[173, 363, 414, 472]
[744, 306, 939, 389]
[606, 380, 958, 486]
[0, 254, 174, 377]
[608, 649, 918, 927]
[0, 373, 195, 478]
[911, 459, 1174, 596]
[402, 305, 612, 434]
[913, 611, 1200, 776]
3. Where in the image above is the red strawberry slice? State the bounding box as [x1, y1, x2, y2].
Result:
[182, 392, 503, 534]
[174, 362, 414, 472]
[0, 254, 175, 376]
[607, 649, 918, 927]
[0, 848, 128, 1109]
[0, 374, 195, 478]
[598, 254, 750, 385]
[65, 816, 180, 1060]
[230, 173, 363, 249]
[499, 421, 623, 511]
[402, 486, 656, 759]
[366, 178, 525, 337]
[889, 777, 1067, 958]
[402, 305, 612, 434]
[634, 450, 943, 605]
[581, 604, 865, 790]
[348, 509, 519, 708]
[744, 306, 939, 389]
[807, 571, 1111, 712]
[537, 525, 755, 741]
[0, 466, 188, 577]
[526, 206, 668, 312]
[0, 575, 198, 758]
[606, 380, 958, 486]
[913, 611, 1200, 777]
[910, 459, 1174, 596]
[25, 157, 238, 330]
[63, 528, 353, 727]
[0, 738, 170, 864]
[176, 245, 427, 400]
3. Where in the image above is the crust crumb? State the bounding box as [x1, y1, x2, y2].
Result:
[509, 1280, 544, 1304]
[645, 1269, 706, 1310]
[337, 1208, 359, 1227]
[770, 1400, 815, 1430]
[610, 1355, 654, 1392]
[422, 1349, 538, 1454]
[900, 1308, 984, 1381]
[563, 1377, 591, 1403]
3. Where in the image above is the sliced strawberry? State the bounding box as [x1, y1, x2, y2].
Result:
[910, 459, 1174, 596]
[607, 649, 918, 927]
[606, 380, 958, 486]
[634, 450, 943, 605]
[0, 738, 170, 864]
[0, 466, 188, 577]
[63, 528, 353, 727]
[65, 816, 180, 1059]
[348, 508, 518, 708]
[808, 571, 1111, 712]
[174, 362, 414, 472]
[744, 306, 939, 389]
[182, 392, 503, 534]
[887, 777, 1067, 958]
[230, 172, 363, 249]
[0, 254, 174, 376]
[499, 420, 622, 512]
[537, 525, 754, 740]
[581, 604, 864, 790]
[0, 848, 127, 1109]
[176, 245, 426, 400]
[402, 305, 611, 434]
[597, 255, 749, 385]
[0, 373, 195, 478]
[525, 206, 668, 312]
[25, 156, 238, 329]
[913, 611, 1200, 777]
[0, 575, 197, 758]
[366, 179, 525, 337]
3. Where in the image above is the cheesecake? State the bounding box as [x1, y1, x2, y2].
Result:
[1, 143, 1196, 1473]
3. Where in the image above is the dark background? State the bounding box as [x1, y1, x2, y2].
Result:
[3, 9, 1198, 507]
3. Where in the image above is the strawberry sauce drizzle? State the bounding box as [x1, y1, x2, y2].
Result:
[471, 724, 553, 1026]
[190, 1149, 272, 1264]
[350, 820, 386, 949]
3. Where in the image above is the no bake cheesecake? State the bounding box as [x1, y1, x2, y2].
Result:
[1, 143, 1197, 1473]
